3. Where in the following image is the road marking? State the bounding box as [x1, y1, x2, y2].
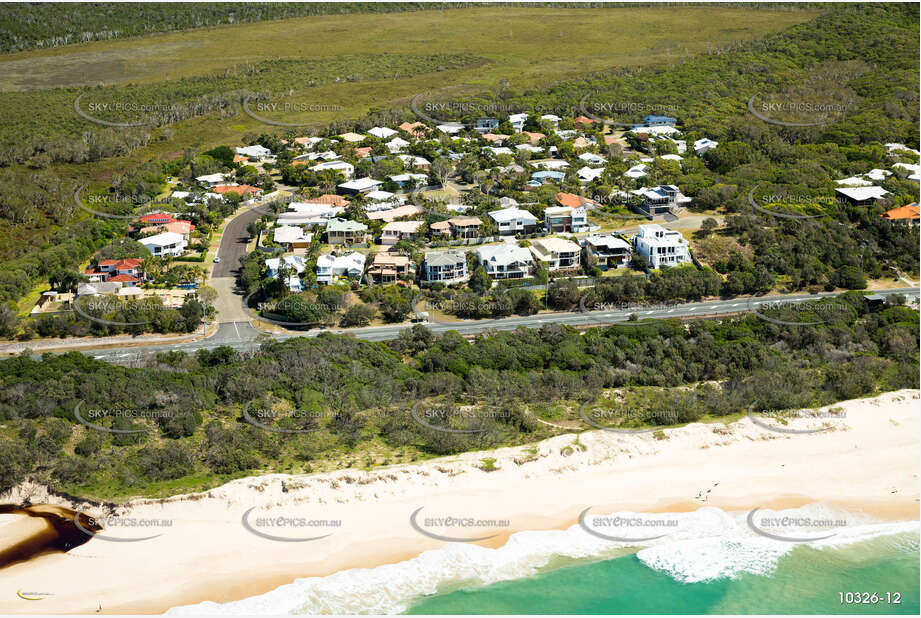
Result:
[233, 322, 241, 338]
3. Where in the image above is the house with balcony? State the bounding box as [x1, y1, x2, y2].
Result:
[273, 225, 312, 250]
[366, 252, 414, 284]
[476, 244, 533, 280]
[488, 207, 539, 235]
[315, 252, 366, 285]
[529, 237, 581, 271]
[381, 220, 425, 245]
[584, 234, 632, 269]
[544, 205, 589, 233]
[631, 185, 692, 218]
[325, 218, 368, 246]
[508, 113, 528, 132]
[139, 231, 187, 257]
[422, 251, 469, 284]
[633, 224, 691, 269]
[265, 255, 306, 292]
[474, 118, 500, 134]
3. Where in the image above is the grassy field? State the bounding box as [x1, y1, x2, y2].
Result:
[0, 6, 820, 91]
[1, 5, 820, 183]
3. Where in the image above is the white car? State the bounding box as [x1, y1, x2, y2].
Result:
[213, 256, 221, 263]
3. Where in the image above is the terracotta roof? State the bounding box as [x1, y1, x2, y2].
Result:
[430, 220, 452, 231]
[99, 258, 143, 268]
[556, 192, 601, 209]
[140, 221, 195, 236]
[398, 121, 427, 136]
[482, 133, 509, 143]
[448, 216, 482, 226]
[233, 154, 249, 163]
[881, 203, 920, 221]
[574, 115, 596, 125]
[139, 213, 176, 224]
[522, 131, 545, 143]
[212, 184, 262, 195]
[355, 147, 373, 158]
[108, 274, 139, 283]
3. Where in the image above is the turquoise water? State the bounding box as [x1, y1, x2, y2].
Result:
[406, 533, 919, 614]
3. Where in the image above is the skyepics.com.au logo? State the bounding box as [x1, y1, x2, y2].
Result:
[746, 507, 845, 542]
[578, 403, 681, 433]
[242, 93, 342, 127]
[74, 93, 198, 128]
[747, 403, 846, 435]
[409, 506, 509, 543]
[73, 401, 174, 435]
[410, 401, 511, 434]
[577, 295, 685, 328]
[747, 94, 848, 128]
[73, 187, 176, 220]
[579, 507, 680, 542]
[72, 511, 172, 543]
[747, 184, 832, 220]
[71, 295, 182, 328]
[241, 402, 360, 434]
[579, 92, 677, 128]
[240, 507, 341, 542]
[243, 294, 359, 328]
[746, 298, 853, 328]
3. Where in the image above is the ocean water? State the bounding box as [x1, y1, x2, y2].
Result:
[167, 505, 920, 615]
[406, 534, 920, 614]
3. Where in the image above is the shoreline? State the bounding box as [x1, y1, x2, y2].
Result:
[0, 389, 918, 614]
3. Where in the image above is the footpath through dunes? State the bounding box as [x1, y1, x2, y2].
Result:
[0, 389, 917, 614]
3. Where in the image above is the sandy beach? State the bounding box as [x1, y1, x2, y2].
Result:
[1, 389, 918, 614]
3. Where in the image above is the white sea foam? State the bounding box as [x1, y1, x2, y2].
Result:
[166, 504, 919, 615]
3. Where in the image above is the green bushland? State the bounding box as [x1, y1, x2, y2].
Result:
[0, 292, 915, 501]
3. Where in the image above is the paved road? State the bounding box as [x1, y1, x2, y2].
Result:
[84, 287, 919, 363]
[212, 206, 264, 278]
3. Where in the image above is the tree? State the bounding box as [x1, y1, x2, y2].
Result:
[469, 265, 492, 294]
[431, 158, 454, 187]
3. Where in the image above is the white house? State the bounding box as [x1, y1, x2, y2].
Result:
[578, 166, 604, 182]
[195, 173, 227, 187]
[437, 123, 464, 135]
[338, 177, 383, 194]
[476, 244, 533, 280]
[836, 176, 873, 187]
[398, 154, 431, 169]
[381, 220, 425, 245]
[578, 152, 607, 166]
[631, 125, 680, 137]
[529, 159, 570, 170]
[368, 127, 398, 139]
[633, 224, 691, 269]
[630, 185, 692, 217]
[540, 114, 561, 128]
[273, 225, 312, 250]
[693, 138, 718, 155]
[509, 113, 528, 133]
[624, 164, 648, 179]
[315, 252, 366, 285]
[386, 137, 410, 153]
[139, 232, 187, 257]
[235, 145, 271, 160]
[311, 160, 354, 180]
[529, 237, 581, 271]
[660, 154, 683, 162]
[265, 255, 306, 292]
[488, 207, 539, 235]
[485, 146, 514, 157]
[835, 186, 890, 206]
